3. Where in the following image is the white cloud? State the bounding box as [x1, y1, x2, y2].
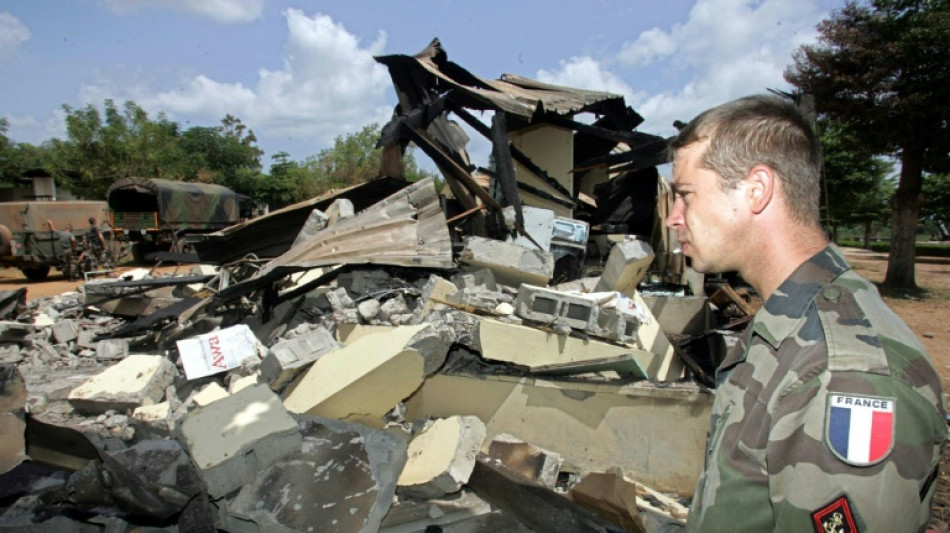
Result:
[618, 28, 676, 67]
[617, 0, 824, 135]
[103, 0, 264, 25]
[4, 112, 66, 145]
[536, 56, 644, 106]
[0, 12, 31, 60]
[76, 10, 392, 158]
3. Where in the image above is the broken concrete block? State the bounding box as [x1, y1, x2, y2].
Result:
[95, 338, 129, 361]
[228, 415, 407, 533]
[228, 374, 259, 394]
[325, 197, 355, 226]
[477, 318, 649, 378]
[51, 319, 80, 344]
[397, 415, 486, 499]
[503, 205, 555, 251]
[515, 284, 597, 331]
[192, 382, 229, 407]
[487, 434, 563, 489]
[451, 269, 498, 292]
[131, 401, 175, 439]
[377, 293, 411, 322]
[459, 236, 554, 288]
[291, 208, 329, 248]
[282, 325, 426, 428]
[641, 295, 710, 336]
[68, 354, 176, 415]
[358, 298, 380, 320]
[408, 323, 454, 375]
[594, 239, 655, 295]
[260, 325, 338, 391]
[179, 383, 301, 499]
[177, 324, 264, 380]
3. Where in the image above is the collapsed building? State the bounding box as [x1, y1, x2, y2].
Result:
[0, 40, 760, 532]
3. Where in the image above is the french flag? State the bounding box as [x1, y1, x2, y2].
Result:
[828, 393, 895, 465]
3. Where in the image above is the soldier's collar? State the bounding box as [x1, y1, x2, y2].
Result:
[751, 245, 851, 349]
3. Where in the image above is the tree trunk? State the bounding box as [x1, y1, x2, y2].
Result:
[884, 144, 924, 289]
[863, 220, 872, 249]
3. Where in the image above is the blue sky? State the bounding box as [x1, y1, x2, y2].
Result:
[1, 0, 848, 170]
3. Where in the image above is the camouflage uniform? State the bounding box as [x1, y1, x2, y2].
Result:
[688, 246, 946, 532]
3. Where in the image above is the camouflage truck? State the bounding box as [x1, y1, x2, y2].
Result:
[107, 178, 252, 260]
[0, 201, 114, 280]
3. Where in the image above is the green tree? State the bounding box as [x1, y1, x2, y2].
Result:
[260, 123, 437, 209]
[179, 114, 263, 191]
[0, 119, 47, 186]
[921, 173, 950, 238]
[47, 99, 186, 198]
[785, 0, 950, 289]
[819, 117, 895, 247]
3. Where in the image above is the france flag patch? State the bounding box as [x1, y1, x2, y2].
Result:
[826, 393, 896, 466]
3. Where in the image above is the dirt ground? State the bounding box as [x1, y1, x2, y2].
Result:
[2, 249, 950, 528]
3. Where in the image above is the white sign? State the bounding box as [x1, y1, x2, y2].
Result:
[177, 324, 262, 380]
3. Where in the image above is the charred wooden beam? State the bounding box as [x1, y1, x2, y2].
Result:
[451, 105, 574, 202]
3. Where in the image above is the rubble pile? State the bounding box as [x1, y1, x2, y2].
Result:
[0, 40, 757, 532]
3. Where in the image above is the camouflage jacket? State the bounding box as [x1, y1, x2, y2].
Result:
[688, 246, 946, 533]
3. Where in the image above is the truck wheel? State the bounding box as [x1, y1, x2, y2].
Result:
[21, 266, 50, 281]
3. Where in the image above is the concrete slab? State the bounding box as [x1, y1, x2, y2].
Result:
[397, 415, 486, 498]
[51, 319, 79, 344]
[131, 401, 174, 439]
[404, 372, 711, 496]
[641, 295, 710, 336]
[477, 318, 649, 379]
[68, 354, 176, 415]
[179, 384, 301, 499]
[459, 236, 553, 288]
[282, 325, 426, 428]
[228, 415, 407, 533]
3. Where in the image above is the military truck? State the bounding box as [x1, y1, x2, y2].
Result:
[107, 177, 252, 260]
[0, 201, 114, 280]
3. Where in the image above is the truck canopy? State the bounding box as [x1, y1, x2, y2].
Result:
[107, 177, 246, 230]
[0, 201, 110, 234]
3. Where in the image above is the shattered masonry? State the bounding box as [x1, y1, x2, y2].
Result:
[0, 38, 754, 532]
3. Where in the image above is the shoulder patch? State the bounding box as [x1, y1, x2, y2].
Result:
[825, 393, 896, 466]
[811, 495, 859, 533]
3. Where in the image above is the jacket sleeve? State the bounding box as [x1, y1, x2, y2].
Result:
[766, 370, 943, 533]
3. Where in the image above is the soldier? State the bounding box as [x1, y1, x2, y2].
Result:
[667, 95, 946, 532]
[58, 223, 78, 281]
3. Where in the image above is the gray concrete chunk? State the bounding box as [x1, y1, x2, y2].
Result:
[459, 237, 553, 288]
[260, 326, 338, 391]
[68, 354, 176, 415]
[180, 384, 302, 499]
[228, 415, 407, 533]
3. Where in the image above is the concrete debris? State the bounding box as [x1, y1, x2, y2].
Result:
[260, 325, 338, 390]
[397, 415, 486, 498]
[282, 325, 426, 428]
[459, 236, 554, 288]
[67, 354, 176, 415]
[0, 39, 757, 532]
[487, 433, 564, 489]
[227, 415, 406, 533]
[180, 383, 302, 498]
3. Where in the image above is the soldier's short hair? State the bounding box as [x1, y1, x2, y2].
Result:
[669, 94, 822, 227]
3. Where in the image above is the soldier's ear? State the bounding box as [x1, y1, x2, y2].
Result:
[746, 164, 774, 215]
